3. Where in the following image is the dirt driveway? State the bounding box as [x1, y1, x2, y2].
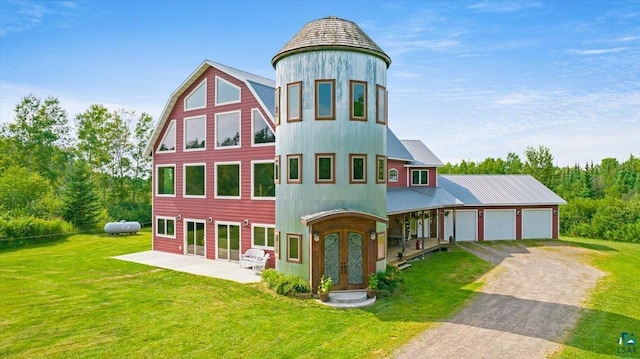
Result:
[395, 241, 604, 359]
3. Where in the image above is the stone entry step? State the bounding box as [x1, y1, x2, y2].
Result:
[318, 290, 376, 309]
[396, 261, 412, 271]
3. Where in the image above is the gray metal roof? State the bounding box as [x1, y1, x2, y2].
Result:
[438, 175, 567, 206]
[301, 208, 388, 225]
[387, 128, 414, 161]
[248, 80, 275, 118]
[400, 140, 444, 167]
[387, 187, 463, 215]
[272, 16, 391, 68]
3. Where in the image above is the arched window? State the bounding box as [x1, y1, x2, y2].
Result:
[388, 168, 398, 182]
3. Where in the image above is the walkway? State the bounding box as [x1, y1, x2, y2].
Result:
[113, 250, 261, 284]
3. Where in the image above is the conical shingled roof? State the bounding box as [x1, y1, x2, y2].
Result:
[272, 16, 391, 68]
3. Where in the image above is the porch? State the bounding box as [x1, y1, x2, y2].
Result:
[387, 237, 454, 266]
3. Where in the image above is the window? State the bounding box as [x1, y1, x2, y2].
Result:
[274, 230, 280, 259]
[216, 110, 241, 149]
[184, 79, 206, 111]
[389, 168, 399, 182]
[184, 115, 206, 151]
[411, 169, 429, 185]
[286, 233, 302, 263]
[156, 165, 175, 196]
[156, 217, 175, 238]
[316, 153, 335, 184]
[274, 87, 281, 126]
[184, 164, 205, 197]
[376, 85, 387, 125]
[252, 161, 275, 199]
[287, 154, 302, 184]
[287, 82, 302, 122]
[252, 109, 275, 146]
[274, 156, 280, 184]
[252, 224, 275, 249]
[376, 155, 386, 184]
[215, 76, 241, 105]
[215, 162, 240, 198]
[315, 79, 335, 120]
[157, 120, 176, 153]
[350, 80, 367, 121]
[349, 154, 367, 184]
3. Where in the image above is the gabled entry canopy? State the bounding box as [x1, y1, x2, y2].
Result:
[301, 208, 388, 226]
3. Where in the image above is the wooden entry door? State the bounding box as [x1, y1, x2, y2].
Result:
[323, 230, 365, 290]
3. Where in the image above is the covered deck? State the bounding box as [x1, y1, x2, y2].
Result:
[387, 236, 454, 265]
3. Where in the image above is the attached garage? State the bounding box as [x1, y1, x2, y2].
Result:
[484, 209, 516, 240]
[522, 208, 552, 239]
[444, 210, 477, 241]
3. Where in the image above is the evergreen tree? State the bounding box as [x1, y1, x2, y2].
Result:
[62, 160, 102, 230]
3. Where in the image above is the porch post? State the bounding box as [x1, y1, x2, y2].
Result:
[401, 213, 406, 253]
[452, 207, 457, 243]
[421, 210, 425, 250]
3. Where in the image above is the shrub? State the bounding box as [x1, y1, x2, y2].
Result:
[376, 263, 403, 296]
[0, 216, 75, 249]
[261, 269, 311, 296]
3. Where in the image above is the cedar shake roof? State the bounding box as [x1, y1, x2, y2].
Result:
[272, 16, 391, 68]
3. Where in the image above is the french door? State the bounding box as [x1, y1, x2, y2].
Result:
[323, 230, 365, 290]
[185, 220, 205, 257]
[217, 223, 241, 261]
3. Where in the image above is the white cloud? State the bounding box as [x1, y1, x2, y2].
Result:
[567, 47, 630, 55]
[468, 0, 542, 13]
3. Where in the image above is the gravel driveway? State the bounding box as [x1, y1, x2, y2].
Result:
[395, 241, 604, 359]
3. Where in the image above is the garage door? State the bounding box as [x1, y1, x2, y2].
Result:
[522, 209, 552, 239]
[444, 210, 477, 241]
[484, 209, 515, 240]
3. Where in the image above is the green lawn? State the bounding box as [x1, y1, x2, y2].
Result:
[0, 230, 492, 358]
[554, 237, 640, 358]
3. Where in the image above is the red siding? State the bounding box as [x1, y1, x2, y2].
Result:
[152, 66, 275, 265]
[387, 160, 405, 187]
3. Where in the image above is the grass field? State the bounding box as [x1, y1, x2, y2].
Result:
[0, 230, 492, 358]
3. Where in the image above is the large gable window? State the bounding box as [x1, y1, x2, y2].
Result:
[287, 154, 302, 184]
[252, 161, 275, 199]
[184, 79, 207, 111]
[315, 79, 335, 120]
[287, 82, 302, 122]
[157, 120, 176, 153]
[252, 109, 275, 146]
[184, 164, 205, 198]
[156, 165, 175, 196]
[216, 162, 240, 198]
[215, 76, 241, 106]
[349, 154, 367, 184]
[376, 85, 387, 125]
[184, 115, 206, 151]
[350, 80, 367, 121]
[316, 153, 335, 184]
[216, 110, 241, 149]
[411, 169, 429, 186]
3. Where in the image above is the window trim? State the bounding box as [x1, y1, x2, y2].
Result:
[183, 163, 206, 199]
[156, 216, 176, 239]
[274, 87, 281, 126]
[376, 84, 387, 125]
[376, 155, 386, 184]
[183, 115, 207, 152]
[155, 164, 176, 197]
[411, 169, 429, 186]
[349, 153, 367, 184]
[274, 155, 280, 185]
[388, 168, 399, 182]
[251, 160, 276, 200]
[251, 108, 275, 148]
[215, 75, 241, 106]
[315, 79, 335, 120]
[286, 233, 302, 263]
[214, 161, 242, 199]
[156, 119, 176, 154]
[287, 154, 302, 184]
[274, 230, 280, 259]
[184, 78, 207, 111]
[350, 80, 368, 121]
[287, 81, 303, 123]
[251, 223, 275, 250]
[214, 109, 241, 150]
[315, 153, 336, 184]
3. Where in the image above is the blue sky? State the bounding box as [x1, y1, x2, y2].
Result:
[1, 0, 638, 166]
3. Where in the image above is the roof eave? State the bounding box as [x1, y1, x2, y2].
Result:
[272, 45, 391, 69]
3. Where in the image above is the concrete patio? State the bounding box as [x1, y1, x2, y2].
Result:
[113, 251, 261, 284]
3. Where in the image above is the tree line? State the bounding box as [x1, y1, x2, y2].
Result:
[439, 146, 640, 242]
[0, 95, 153, 244]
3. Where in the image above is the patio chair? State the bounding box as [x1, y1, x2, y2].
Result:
[240, 248, 265, 269]
[253, 253, 270, 275]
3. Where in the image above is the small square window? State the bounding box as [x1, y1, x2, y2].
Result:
[349, 154, 367, 184]
[287, 82, 302, 122]
[316, 153, 335, 184]
[252, 225, 275, 249]
[315, 79, 335, 120]
[350, 80, 367, 121]
[286, 233, 302, 263]
[411, 169, 429, 185]
[287, 154, 302, 184]
[376, 155, 386, 184]
[156, 217, 176, 238]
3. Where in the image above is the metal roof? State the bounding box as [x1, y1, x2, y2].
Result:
[247, 80, 275, 118]
[438, 175, 567, 206]
[400, 140, 444, 167]
[386, 187, 463, 215]
[387, 128, 414, 161]
[272, 16, 391, 68]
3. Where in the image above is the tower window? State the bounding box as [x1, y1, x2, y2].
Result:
[316, 153, 336, 184]
[377, 85, 387, 125]
[350, 80, 367, 121]
[287, 82, 302, 122]
[287, 154, 302, 184]
[376, 155, 386, 184]
[315, 79, 335, 120]
[349, 154, 367, 184]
